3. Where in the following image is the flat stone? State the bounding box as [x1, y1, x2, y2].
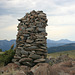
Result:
[23, 34, 29, 37]
[35, 41, 46, 44]
[29, 54, 41, 59]
[22, 20, 27, 22]
[18, 44, 24, 47]
[14, 62, 20, 65]
[34, 59, 46, 63]
[16, 48, 21, 56]
[21, 50, 28, 55]
[25, 44, 31, 47]
[20, 36, 24, 40]
[21, 62, 33, 67]
[21, 26, 25, 30]
[35, 49, 47, 52]
[21, 55, 28, 58]
[36, 51, 47, 55]
[40, 32, 47, 36]
[19, 58, 33, 63]
[40, 46, 47, 49]
[37, 28, 45, 32]
[12, 59, 18, 62]
[36, 38, 46, 41]
[14, 56, 21, 59]
[26, 39, 34, 43]
[18, 17, 25, 21]
[38, 13, 46, 17]
[26, 28, 34, 31]
[27, 46, 37, 49]
[30, 16, 34, 19]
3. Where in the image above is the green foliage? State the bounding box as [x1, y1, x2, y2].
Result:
[49, 62, 53, 66]
[0, 49, 15, 66]
[0, 49, 2, 52]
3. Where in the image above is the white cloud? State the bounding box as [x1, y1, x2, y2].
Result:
[0, 15, 18, 28]
[0, 0, 75, 40]
[0, 25, 17, 40]
[46, 25, 75, 41]
[0, 15, 18, 40]
[48, 14, 75, 25]
[0, 0, 37, 9]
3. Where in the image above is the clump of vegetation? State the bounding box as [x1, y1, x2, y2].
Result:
[49, 62, 53, 66]
[0, 45, 15, 67]
[0, 49, 2, 52]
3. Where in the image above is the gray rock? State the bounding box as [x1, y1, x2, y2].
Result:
[25, 43, 31, 47]
[26, 28, 34, 31]
[12, 59, 18, 62]
[14, 55, 21, 59]
[21, 49, 28, 55]
[21, 55, 28, 58]
[23, 34, 29, 37]
[19, 58, 33, 63]
[26, 39, 34, 43]
[21, 62, 33, 67]
[34, 59, 46, 63]
[27, 46, 37, 49]
[29, 54, 41, 59]
[37, 28, 45, 32]
[14, 62, 20, 65]
[13, 10, 48, 66]
[35, 49, 47, 52]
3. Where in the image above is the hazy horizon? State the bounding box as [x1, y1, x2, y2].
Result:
[0, 0, 75, 41]
[0, 38, 75, 42]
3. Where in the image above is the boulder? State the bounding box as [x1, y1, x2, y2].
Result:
[14, 70, 26, 75]
[31, 63, 56, 75]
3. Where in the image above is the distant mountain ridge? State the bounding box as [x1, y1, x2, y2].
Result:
[0, 39, 75, 51]
[47, 43, 75, 53]
[47, 39, 75, 47]
[0, 40, 16, 51]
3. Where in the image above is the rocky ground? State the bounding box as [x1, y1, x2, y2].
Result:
[0, 55, 75, 75]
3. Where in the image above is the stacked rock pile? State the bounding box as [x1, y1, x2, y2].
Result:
[12, 10, 48, 67]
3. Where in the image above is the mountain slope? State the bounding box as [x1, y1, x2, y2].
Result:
[48, 50, 75, 58]
[0, 40, 16, 51]
[0, 39, 75, 51]
[47, 39, 75, 47]
[47, 43, 75, 53]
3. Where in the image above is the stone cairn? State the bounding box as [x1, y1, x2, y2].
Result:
[12, 10, 48, 67]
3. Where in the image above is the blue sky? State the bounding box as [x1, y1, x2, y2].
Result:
[0, 0, 75, 41]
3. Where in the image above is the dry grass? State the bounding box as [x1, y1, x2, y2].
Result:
[47, 50, 75, 59]
[0, 52, 4, 54]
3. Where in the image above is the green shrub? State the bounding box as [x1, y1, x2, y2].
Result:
[49, 62, 53, 66]
[0, 49, 15, 66]
[0, 49, 2, 52]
